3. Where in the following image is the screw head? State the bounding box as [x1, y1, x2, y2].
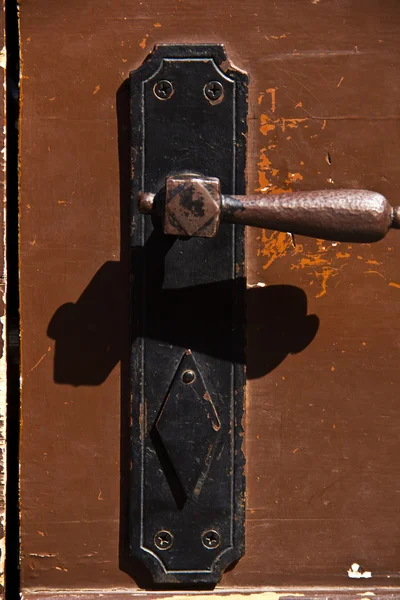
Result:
[202, 530, 220, 549]
[154, 530, 173, 550]
[182, 370, 196, 384]
[204, 81, 223, 102]
[154, 80, 174, 100]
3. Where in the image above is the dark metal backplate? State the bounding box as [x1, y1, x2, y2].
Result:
[129, 44, 248, 586]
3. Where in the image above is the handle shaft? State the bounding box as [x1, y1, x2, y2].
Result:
[138, 175, 400, 241]
[222, 190, 400, 242]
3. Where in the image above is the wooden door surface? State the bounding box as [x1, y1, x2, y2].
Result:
[17, 0, 400, 597]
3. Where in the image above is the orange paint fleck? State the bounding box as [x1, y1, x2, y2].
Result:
[322, 119, 327, 129]
[260, 114, 275, 135]
[293, 447, 299, 454]
[261, 230, 293, 270]
[389, 281, 400, 289]
[295, 101, 303, 108]
[93, 85, 100, 95]
[139, 34, 149, 49]
[337, 76, 344, 88]
[154, 22, 162, 27]
[331, 366, 335, 371]
[266, 88, 277, 113]
[336, 252, 350, 259]
[256, 147, 292, 194]
[286, 172, 303, 184]
[257, 92, 265, 105]
[315, 268, 338, 297]
[260, 115, 306, 136]
[366, 259, 380, 265]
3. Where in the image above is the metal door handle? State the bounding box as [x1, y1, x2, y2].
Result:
[139, 173, 400, 242]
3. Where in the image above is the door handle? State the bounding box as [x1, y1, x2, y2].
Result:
[129, 43, 398, 587]
[139, 173, 400, 242]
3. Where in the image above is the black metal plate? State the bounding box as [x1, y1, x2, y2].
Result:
[129, 44, 248, 586]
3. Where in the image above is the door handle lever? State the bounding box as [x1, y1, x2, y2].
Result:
[139, 173, 400, 243]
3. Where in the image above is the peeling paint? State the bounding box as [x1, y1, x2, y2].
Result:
[348, 562, 372, 579]
[260, 113, 307, 135]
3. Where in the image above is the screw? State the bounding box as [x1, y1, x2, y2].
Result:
[204, 81, 223, 102]
[154, 80, 174, 100]
[182, 370, 196, 384]
[154, 530, 173, 550]
[202, 530, 220, 549]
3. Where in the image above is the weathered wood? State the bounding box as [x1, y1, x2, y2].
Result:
[18, 0, 400, 594]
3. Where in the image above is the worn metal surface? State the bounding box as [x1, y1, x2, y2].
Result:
[141, 175, 400, 242]
[129, 45, 248, 585]
[223, 190, 399, 242]
[164, 174, 221, 237]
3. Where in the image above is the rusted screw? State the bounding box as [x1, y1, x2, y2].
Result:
[154, 530, 173, 550]
[182, 370, 196, 384]
[202, 530, 220, 549]
[204, 81, 223, 102]
[154, 80, 174, 100]
[137, 191, 155, 214]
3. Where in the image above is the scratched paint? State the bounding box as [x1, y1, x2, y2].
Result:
[256, 91, 389, 297]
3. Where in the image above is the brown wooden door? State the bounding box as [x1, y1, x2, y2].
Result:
[17, 0, 400, 597]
